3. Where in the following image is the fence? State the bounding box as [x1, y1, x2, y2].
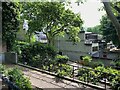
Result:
[1, 75, 20, 90]
[17, 61, 120, 90]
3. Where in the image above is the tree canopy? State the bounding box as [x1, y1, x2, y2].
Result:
[100, 15, 120, 47]
[21, 2, 83, 45]
[102, 1, 120, 42]
[2, 2, 20, 51]
[87, 25, 102, 34]
[99, 1, 120, 48]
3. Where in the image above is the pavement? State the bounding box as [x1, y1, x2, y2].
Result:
[3, 64, 98, 90]
[17, 65, 97, 90]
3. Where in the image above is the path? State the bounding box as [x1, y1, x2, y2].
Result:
[6, 64, 97, 90]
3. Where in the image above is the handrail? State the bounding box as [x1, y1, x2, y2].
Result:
[1, 75, 20, 90]
[17, 63, 106, 90]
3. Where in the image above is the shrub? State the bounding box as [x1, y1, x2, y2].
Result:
[115, 61, 120, 67]
[89, 61, 104, 68]
[7, 68, 32, 90]
[57, 64, 73, 77]
[0, 65, 32, 90]
[82, 56, 92, 66]
[0, 64, 6, 74]
[110, 60, 120, 69]
[111, 76, 120, 90]
[55, 55, 69, 64]
[78, 68, 99, 84]
[19, 42, 57, 66]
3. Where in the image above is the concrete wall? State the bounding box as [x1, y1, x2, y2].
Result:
[107, 53, 119, 59]
[0, 53, 5, 64]
[92, 58, 112, 66]
[54, 33, 92, 61]
[0, 52, 17, 64]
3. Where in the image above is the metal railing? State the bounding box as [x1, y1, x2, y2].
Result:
[1, 75, 20, 90]
[17, 60, 120, 90]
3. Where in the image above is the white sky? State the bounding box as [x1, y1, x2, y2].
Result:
[69, 1, 106, 28]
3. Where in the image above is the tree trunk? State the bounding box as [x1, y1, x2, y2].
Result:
[48, 37, 54, 46]
[102, 0, 120, 42]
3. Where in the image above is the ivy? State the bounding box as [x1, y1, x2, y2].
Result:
[2, 2, 21, 51]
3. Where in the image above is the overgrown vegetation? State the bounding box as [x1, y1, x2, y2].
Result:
[78, 66, 120, 89]
[2, 2, 20, 51]
[21, 2, 83, 45]
[0, 64, 32, 90]
[19, 42, 57, 67]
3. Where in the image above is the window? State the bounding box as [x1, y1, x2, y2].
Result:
[85, 34, 98, 40]
[92, 46, 98, 52]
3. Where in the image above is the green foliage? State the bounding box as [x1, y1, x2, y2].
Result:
[88, 61, 104, 68]
[7, 68, 32, 90]
[0, 64, 6, 74]
[100, 15, 120, 47]
[115, 61, 120, 67]
[19, 42, 57, 68]
[82, 56, 92, 65]
[21, 2, 83, 45]
[2, 2, 21, 51]
[111, 76, 120, 90]
[77, 65, 120, 88]
[110, 60, 120, 69]
[95, 66, 120, 82]
[55, 55, 69, 64]
[57, 64, 73, 77]
[0, 65, 32, 90]
[87, 25, 102, 34]
[13, 41, 29, 54]
[78, 68, 100, 84]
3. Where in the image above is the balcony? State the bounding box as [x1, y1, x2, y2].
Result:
[84, 40, 92, 45]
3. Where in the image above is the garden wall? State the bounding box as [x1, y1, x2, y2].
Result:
[0, 52, 17, 64]
[92, 57, 113, 66]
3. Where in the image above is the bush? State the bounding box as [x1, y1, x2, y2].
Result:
[89, 61, 104, 68]
[19, 42, 57, 66]
[95, 66, 120, 83]
[82, 56, 92, 66]
[111, 76, 120, 90]
[57, 64, 73, 77]
[55, 55, 69, 64]
[0, 65, 32, 90]
[0, 64, 6, 74]
[115, 61, 120, 67]
[78, 68, 99, 84]
[7, 68, 32, 90]
[110, 60, 120, 68]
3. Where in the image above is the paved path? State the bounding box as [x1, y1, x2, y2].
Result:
[17, 65, 97, 90]
[6, 64, 97, 90]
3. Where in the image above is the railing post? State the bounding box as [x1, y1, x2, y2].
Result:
[105, 78, 107, 90]
[104, 78, 107, 90]
[72, 66, 74, 80]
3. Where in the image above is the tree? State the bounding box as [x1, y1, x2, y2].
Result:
[102, 0, 120, 42]
[99, 1, 120, 47]
[21, 2, 83, 45]
[100, 15, 120, 47]
[2, 2, 20, 51]
[87, 25, 102, 34]
[75, 0, 120, 47]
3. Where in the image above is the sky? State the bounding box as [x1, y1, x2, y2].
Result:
[69, 1, 106, 28]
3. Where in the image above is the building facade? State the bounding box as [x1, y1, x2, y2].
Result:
[54, 31, 100, 61]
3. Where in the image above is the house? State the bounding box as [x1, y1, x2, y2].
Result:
[34, 31, 47, 43]
[54, 31, 101, 61]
